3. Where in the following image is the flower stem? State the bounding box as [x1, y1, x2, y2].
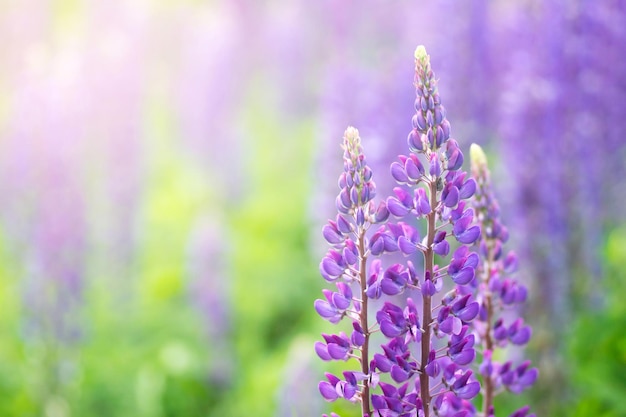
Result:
[482, 240, 495, 415]
[358, 229, 371, 417]
[420, 179, 438, 417]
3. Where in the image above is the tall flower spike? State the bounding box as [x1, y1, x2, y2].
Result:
[470, 144, 537, 417]
[384, 46, 480, 417]
[315, 126, 383, 417]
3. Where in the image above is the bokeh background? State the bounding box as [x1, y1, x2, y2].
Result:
[0, 0, 625, 416]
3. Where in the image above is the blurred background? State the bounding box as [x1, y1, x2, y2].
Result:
[0, 0, 625, 416]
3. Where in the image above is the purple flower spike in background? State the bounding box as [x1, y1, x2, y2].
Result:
[469, 144, 537, 416]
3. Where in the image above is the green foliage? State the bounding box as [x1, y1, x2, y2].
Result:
[564, 226, 626, 417]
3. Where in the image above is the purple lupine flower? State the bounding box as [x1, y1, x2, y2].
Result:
[315, 46, 482, 417]
[469, 144, 537, 415]
[314, 126, 384, 416]
[186, 217, 234, 386]
[494, 0, 626, 346]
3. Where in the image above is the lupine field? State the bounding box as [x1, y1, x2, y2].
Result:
[0, 1, 625, 417]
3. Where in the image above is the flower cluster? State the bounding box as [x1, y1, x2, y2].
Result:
[315, 125, 388, 417]
[469, 144, 538, 416]
[314, 46, 500, 417]
[315, 47, 538, 417]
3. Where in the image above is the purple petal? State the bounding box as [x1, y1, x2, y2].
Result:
[465, 252, 479, 269]
[375, 201, 390, 223]
[370, 234, 385, 256]
[453, 215, 471, 235]
[456, 225, 481, 244]
[405, 156, 424, 180]
[510, 325, 532, 345]
[504, 251, 519, 273]
[433, 240, 450, 256]
[429, 158, 441, 178]
[315, 341, 332, 361]
[390, 365, 410, 382]
[373, 353, 392, 372]
[339, 188, 351, 209]
[393, 187, 413, 207]
[440, 316, 462, 335]
[518, 367, 538, 388]
[422, 279, 436, 296]
[416, 188, 431, 215]
[327, 343, 349, 360]
[459, 178, 476, 199]
[380, 320, 402, 338]
[372, 395, 387, 410]
[398, 236, 417, 255]
[321, 256, 344, 278]
[386, 197, 410, 217]
[331, 292, 350, 310]
[456, 301, 479, 322]
[455, 380, 480, 399]
[451, 266, 475, 285]
[408, 129, 423, 152]
[319, 381, 338, 401]
[338, 380, 356, 400]
[314, 299, 338, 320]
[381, 279, 404, 296]
[391, 161, 409, 183]
[450, 348, 475, 366]
[351, 329, 365, 347]
[322, 222, 343, 244]
[336, 214, 352, 234]
[443, 185, 460, 208]
[342, 246, 357, 266]
[425, 358, 441, 378]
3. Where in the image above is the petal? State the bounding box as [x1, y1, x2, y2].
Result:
[321, 256, 344, 278]
[380, 320, 403, 338]
[314, 299, 338, 319]
[331, 292, 350, 310]
[433, 240, 450, 256]
[459, 178, 476, 199]
[319, 381, 338, 401]
[405, 156, 424, 180]
[455, 380, 480, 399]
[518, 367, 538, 388]
[456, 225, 481, 244]
[510, 325, 532, 345]
[456, 301, 479, 322]
[373, 353, 392, 372]
[391, 161, 409, 183]
[327, 343, 349, 360]
[451, 266, 475, 285]
[322, 223, 343, 244]
[408, 129, 423, 152]
[398, 236, 418, 255]
[315, 342, 332, 361]
[386, 197, 410, 217]
[451, 348, 475, 366]
[443, 185, 460, 208]
[336, 214, 352, 234]
[390, 365, 410, 383]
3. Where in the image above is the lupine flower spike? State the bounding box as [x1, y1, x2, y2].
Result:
[316, 126, 386, 417]
[470, 144, 538, 417]
[315, 46, 484, 417]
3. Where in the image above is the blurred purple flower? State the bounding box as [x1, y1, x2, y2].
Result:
[186, 217, 234, 386]
[469, 144, 537, 415]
